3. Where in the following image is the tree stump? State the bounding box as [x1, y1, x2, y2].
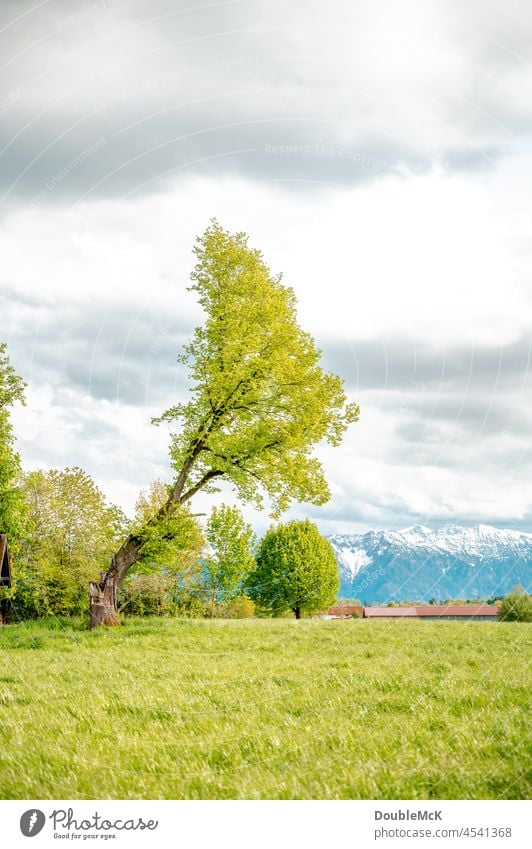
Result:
[89, 576, 120, 628]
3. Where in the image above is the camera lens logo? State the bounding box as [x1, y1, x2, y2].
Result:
[20, 810, 46, 837]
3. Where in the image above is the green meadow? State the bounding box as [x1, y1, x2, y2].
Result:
[0, 618, 530, 800]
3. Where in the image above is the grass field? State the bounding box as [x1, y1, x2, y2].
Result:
[0, 617, 530, 799]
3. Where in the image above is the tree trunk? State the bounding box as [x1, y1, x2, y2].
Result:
[0, 598, 12, 625]
[88, 535, 143, 629]
[89, 575, 120, 628]
[87, 444, 223, 628]
[294, 605, 301, 619]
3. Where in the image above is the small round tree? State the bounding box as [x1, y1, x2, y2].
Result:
[249, 519, 339, 618]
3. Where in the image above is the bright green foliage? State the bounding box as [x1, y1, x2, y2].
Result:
[131, 479, 204, 577]
[498, 592, 532, 622]
[0, 342, 28, 550]
[15, 468, 126, 617]
[119, 573, 178, 617]
[174, 589, 207, 618]
[118, 481, 205, 617]
[101, 223, 358, 613]
[225, 594, 256, 618]
[249, 519, 339, 618]
[153, 222, 359, 515]
[204, 503, 256, 610]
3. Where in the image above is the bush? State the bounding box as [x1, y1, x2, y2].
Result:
[119, 573, 177, 617]
[11, 572, 90, 620]
[226, 595, 256, 619]
[174, 590, 207, 619]
[498, 593, 532, 622]
[203, 600, 226, 619]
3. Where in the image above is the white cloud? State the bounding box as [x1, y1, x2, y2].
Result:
[2, 0, 531, 533]
[3, 161, 531, 346]
[1, 0, 532, 204]
[3, 155, 531, 528]
[11, 383, 171, 515]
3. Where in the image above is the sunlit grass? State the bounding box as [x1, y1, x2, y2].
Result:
[0, 617, 530, 799]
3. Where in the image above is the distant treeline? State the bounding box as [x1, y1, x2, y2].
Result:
[335, 596, 505, 608]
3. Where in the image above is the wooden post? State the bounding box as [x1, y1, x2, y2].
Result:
[0, 534, 12, 625]
[0, 535, 10, 585]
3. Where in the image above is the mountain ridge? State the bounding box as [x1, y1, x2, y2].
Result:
[328, 524, 532, 603]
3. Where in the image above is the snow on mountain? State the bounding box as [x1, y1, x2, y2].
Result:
[336, 548, 372, 578]
[329, 524, 532, 603]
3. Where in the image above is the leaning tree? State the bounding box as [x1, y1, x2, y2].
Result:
[89, 222, 359, 627]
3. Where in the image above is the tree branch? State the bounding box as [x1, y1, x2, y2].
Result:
[179, 469, 225, 504]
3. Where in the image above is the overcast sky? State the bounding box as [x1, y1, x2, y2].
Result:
[2, 0, 531, 535]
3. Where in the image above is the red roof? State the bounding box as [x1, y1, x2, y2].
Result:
[364, 605, 500, 618]
[328, 605, 364, 617]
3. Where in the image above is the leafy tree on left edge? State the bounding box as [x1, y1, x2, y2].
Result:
[16, 468, 127, 618]
[0, 342, 29, 550]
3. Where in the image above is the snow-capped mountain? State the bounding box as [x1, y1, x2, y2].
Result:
[329, 524, 532, 603]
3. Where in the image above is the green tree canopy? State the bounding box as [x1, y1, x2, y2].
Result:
[16, 467, 126, 617]
[0, 342, 28, 548]
[248, 519, 339, 618]
[203, 503, 256, 611]
[131, 478, 205, 578]
[153, 221, 360, 515]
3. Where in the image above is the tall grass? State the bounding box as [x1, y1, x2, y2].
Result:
[0, 618, 529, 799]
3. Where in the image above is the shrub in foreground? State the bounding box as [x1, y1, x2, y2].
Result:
[226, 595, 256, 618]
[119, 573, 177, 617]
